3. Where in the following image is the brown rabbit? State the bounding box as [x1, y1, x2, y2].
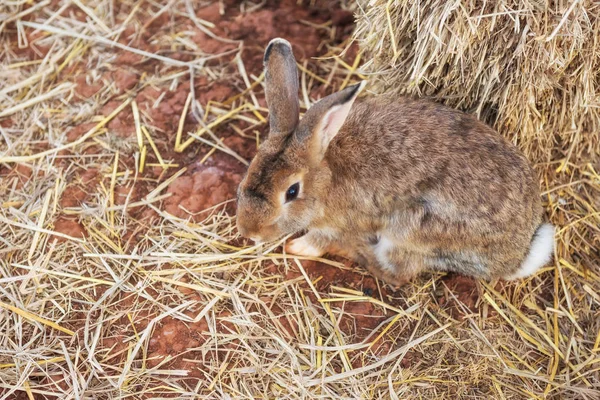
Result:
[236, 38, 554, 286]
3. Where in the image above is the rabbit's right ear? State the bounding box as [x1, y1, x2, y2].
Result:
[263, 38, 299, 136]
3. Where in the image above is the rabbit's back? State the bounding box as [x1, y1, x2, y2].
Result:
[324, 96, 543, 278]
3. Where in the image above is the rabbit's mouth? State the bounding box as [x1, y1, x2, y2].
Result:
[237, 219, 282, 244]
[246, 226, 305, 247]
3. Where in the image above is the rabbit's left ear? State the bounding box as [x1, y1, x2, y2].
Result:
[263, 38, 300, 136]
[296, 81, 366, 160]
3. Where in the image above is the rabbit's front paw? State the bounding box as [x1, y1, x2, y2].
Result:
[285, 236, 324, 257]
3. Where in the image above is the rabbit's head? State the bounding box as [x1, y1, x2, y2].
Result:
[236, 38, 364, 242]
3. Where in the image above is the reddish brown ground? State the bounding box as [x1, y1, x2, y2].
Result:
[1, 0, 479, 397]
[438, 274, 481, 318]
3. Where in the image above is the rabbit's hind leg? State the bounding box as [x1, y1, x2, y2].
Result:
[360, 237, 424, 288]
[424, 249, 491, 279]
[362, 262, 417, 288]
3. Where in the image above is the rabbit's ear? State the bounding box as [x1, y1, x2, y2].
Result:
[264, 38, 300, 136]
[297, 81, 366, 159]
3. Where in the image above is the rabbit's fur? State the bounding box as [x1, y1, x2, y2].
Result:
[236, 38, 554, 286]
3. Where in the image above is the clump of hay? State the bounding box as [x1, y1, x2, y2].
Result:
[352, 0, 600, 162]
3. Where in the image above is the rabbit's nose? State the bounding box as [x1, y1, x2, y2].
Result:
[237, 221, 260, 242]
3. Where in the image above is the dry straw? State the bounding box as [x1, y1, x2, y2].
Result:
[0, 0, 598, 398]
[353, 0, 599, 162]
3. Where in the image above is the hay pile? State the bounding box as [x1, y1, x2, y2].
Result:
[352, 0, 600, 161]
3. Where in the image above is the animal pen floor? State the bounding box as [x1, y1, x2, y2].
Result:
[0, 0, 599, 399]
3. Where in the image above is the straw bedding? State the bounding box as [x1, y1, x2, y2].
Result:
[0, 0, 598, 398]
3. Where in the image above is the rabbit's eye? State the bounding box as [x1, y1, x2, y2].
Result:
[285, 182, 300, 202]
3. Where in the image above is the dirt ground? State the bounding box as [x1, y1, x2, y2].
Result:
[2, 1, 590, 399]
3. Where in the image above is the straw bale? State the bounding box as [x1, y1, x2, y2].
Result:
[352, 0, 600, 161]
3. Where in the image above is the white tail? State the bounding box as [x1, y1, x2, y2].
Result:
[505, 223, 555, 280]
